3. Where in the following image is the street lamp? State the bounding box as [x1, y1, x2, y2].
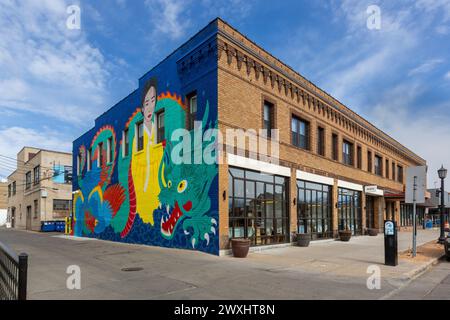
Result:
[438, 165, 447, 244]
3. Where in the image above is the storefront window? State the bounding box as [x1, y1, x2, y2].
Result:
[297, 180, 333, 239]
[228, 167, 289, 246]
[338, 188, 362, 235]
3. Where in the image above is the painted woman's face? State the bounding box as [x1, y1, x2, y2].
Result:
[143, 86, 156, 122]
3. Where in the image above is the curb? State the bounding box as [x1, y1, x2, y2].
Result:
[380, 253, 445, 300]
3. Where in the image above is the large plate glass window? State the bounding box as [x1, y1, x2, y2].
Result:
[228, 167, 289, 246]
[338, 187, 362, 235]
[297, 180, 332, 239]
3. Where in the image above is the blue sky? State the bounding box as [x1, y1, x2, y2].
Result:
[1, 0, 450, 187]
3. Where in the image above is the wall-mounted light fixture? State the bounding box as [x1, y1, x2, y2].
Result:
[222, 190, 226, 201]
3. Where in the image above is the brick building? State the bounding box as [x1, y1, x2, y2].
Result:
[7, 147, 73, 231]
[73, 19, 426, 255]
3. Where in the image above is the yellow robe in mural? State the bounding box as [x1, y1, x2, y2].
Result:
[131, 125, 163, 225]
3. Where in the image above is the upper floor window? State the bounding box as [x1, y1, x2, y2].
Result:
[107, 137, 113, 164]
[123, 129, 130, 157]
[157, 111, 165, 144]
[332, 133, 338, 161]
[317, 127, 325, 156]
[392, 162, 396, 180]
[292, 116, 309, 150]
[87, 148, 92, 171]
[357, 146, 362, 169]
[12, 181, 16, 195]
[98, 142, 104, 167]
[342, 140, 354, 166]
[136, 121, 144, 151]
[64, 166, 72, 184]
[77, 153, 82, 174]
[374, 155, 382, 176]
[8, 184, 11, 197]
[385, 159, 389, 178]
[397, 165, 404, 183]
[33, 165, 40, 185]
[367, 151, 372, 173]
[25, 171, 31, 190]
[263, 101, 274, 138]
[187, 93, 197, 131]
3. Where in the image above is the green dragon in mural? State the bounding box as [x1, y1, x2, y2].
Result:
[157, 101, 218, 248]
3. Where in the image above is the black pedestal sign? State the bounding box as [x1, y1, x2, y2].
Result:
[384, 220, 398, 266]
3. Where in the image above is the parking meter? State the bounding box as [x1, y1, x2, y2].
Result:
[384, 220, 398, 266]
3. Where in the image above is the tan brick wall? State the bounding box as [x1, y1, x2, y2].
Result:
[7, 148, 72, 231]
[216, 29, 425, 245]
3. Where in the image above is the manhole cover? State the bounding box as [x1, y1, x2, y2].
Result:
[121, 267, 144, 272]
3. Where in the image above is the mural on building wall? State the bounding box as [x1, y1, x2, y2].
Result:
[73, 78, 219, 254]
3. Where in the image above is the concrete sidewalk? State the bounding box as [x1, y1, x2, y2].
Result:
[0, 227, 443, 299]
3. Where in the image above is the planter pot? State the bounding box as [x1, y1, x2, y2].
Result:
[231, 238, 251, 258]
[295, 233, 311, 247]
[338, 230, 352, 242]
[367, 228, 378, 236]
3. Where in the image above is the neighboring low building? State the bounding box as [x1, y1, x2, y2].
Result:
[425, 189, 450, 225]
[0, 180, 7, 226]
[72, 18, 427, 255]
[6, 147, 72, 231]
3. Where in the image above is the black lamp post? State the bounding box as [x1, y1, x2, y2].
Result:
[438, 165, 447, 244]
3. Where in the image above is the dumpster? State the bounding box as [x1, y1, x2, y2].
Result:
[41, 221, 56, 232]
[55, 221, 65, 232]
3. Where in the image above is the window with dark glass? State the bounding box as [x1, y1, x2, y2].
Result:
[297, 180, 332, 239]
[157, 111, 165, 144]
[33, 165, 40, 185]
[87, 148, 92, 171]
[367, 151, 372, 173]
[357, 146, 362, 169]
[64, 166, 72, 184]
[136, 122, 144, 151]
[25, 171, 31, 190]
[187, 93, 197, 131]
[263, 101, 274, 138]
[338, 188, 362, 235]
[12, 181, 16, 195]
[317, 127, 325, 156]
[123, 129, 130, 157]
[385, 159, 389, 178]
[53, 199, 72, 212]
[392, 162, 396, 180]
[374, 155, 382, 176]
[34, 199, 38, 219]
[98, 142, 104, 167]
[342, 140, 354, 166]
[397, 165, 403, 183]
[332, 133, 338, 160]
[107, 137, 113, 164]
[8, 184, 11, 197]
[292, 116, 309, 149]
[228, 167, 289, 246]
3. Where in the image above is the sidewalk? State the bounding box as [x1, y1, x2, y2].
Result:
[238, 229, 443, 298]
[0, 227, 444, 299]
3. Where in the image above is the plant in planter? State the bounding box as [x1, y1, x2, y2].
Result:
[367, 228, 379, 236]
[230, 238, 251, 258]
[292, 232, 311, 247]
[338, 228, 352, 242]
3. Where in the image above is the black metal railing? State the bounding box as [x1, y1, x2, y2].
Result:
[0, 241, 28, 300]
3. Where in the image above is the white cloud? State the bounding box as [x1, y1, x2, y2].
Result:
[145, 0, 191, 40]
[0, 0, 109, 125]
[408, 59, 444, 76]
[445, 71, 450, 79]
